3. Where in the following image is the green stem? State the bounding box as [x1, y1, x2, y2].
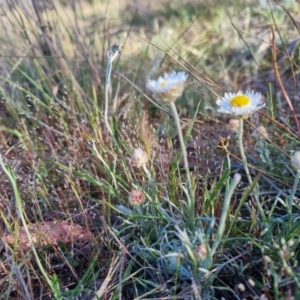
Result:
[105, 47, 120, 136]
[238, 119, 252, 184]
[142, 165, 152, 181]
[104, 57, 113, 136]
[225, 152, 231, 191]
[289, 171, 300, 215]
[238, 118, 265, 219]
[211, 173, 241, 255]
[170, 101, 191, 187]
[170, 101, 194, 230]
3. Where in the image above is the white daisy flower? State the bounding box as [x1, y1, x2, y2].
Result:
[146, 71, 188, 102]
[217, 90, 265, 118]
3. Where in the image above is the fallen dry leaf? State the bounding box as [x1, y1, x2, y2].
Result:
[3, 221, 92, 251]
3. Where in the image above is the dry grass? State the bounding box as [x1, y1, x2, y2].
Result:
[0, 0, 300, 299]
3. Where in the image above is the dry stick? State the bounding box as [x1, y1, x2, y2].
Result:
[273, 0, 300, 35]
[259, 111, 300, 141]
[268, 4, 298, 83]
[270, 27, 300, 135]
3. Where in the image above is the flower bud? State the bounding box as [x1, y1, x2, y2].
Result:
[291, 151, 300, 171]
[228, 119, 239, 133]
[194, 244, 207, 262]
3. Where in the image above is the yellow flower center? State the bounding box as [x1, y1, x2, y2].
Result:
[230, 95, 250, 107]
[159, 81, 167, 87]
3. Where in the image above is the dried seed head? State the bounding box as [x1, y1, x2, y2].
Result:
[131, 148, 149, 168]
[129, 190, 146, 206]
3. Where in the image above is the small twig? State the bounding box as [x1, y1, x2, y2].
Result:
[270, 27, 300, 135]
[259, 111, 299, 140]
